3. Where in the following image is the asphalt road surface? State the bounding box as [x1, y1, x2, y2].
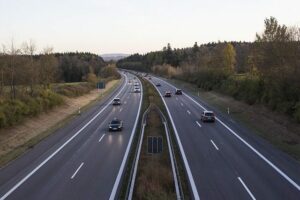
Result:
[0, 72, 142, 200]
[149, 75, 300, 200]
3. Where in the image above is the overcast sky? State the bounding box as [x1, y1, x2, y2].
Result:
[1, 0, 299, 54]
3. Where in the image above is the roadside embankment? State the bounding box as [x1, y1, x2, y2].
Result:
[168, 78, 300, 161]
[0, 79, 120, 167]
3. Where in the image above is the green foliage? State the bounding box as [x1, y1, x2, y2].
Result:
[0, 90, 64, 128]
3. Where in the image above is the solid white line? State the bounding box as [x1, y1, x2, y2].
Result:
[196, 121, 202, 128]
[128, 124, 146, 200]
[187, 110, 191, 115]
[156, 77, 300, 191]
[0, 74, 128, 200]
[98, 134, 106, 143]
[149, 80, 200, 200]
[71, 162, 84, 179]
[210, 140, 219, 151]
[238, 177, 256, 200]
[163, 122, 181, 199]
[180, 103, 184, 106]
[109, 74, 143, 200]
[119, 108, 123, 112]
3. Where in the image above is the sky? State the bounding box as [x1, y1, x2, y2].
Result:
[1, 0, 300, 54]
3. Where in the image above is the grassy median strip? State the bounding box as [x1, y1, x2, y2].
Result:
[0, 79, 121, 167]
[133, 104, 176, 199]
[119, 75, 190, 199]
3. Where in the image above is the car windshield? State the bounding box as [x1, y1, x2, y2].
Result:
[205, 112, 214, 116]
[111, 120, 120, 124]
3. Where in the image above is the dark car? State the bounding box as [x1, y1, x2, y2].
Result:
[156, 83, 161, 87]
[109, 118, 123, 131]
[201, 111, 215, 122]
[175, 89, 182, 95]
[112, 98, 121, 105]
[164, 91, 172, 97]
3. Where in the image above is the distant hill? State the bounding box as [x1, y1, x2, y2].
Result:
[101, 53, 130, 61]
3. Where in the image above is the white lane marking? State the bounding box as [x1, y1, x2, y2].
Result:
[180, 103, 184, 106]
[0, 74, 129, 200]
[124, 101, 127, 104]
[149, 80, 200, 200]
[157, 77, 300, 191]
[210, 140, 219, 151]
[109, 74, 143, 200]
[71, 162, 84, 179]
[238, 177, 256, 200]
[196, 121, 202, 128]
[187, 110, 191, 115]
[119, 108, 123, 112]
[98, 134, 106, 142]
[176, 97, 178, 101]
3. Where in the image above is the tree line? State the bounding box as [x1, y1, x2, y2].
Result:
[117, 17, 300, 122]
[0, 42, 120, 128]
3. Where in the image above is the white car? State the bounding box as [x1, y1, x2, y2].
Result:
[134, 82, 139, 86]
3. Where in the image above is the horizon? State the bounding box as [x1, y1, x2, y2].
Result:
[1, 0, 300, 54]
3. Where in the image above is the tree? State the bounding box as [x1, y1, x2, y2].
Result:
[39, 47, 58, 89]
[223, 43, 236, 72]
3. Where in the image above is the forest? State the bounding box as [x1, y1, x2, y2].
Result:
[0, 43, 120, 128]
[117, 17, 300, 123]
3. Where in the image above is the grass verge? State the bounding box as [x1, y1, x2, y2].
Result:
[168, 78, 300, 161]
[0, 79, 121, 167]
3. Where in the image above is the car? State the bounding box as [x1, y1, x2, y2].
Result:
[109, 118, 123, 131]
[156, 83, 161, 87]
[201, 111, 215, 122]
[134, 82, 139, 86]
[175, 89, 182, 95]
[164, 91, 171, 97]
[134, 87, 141, 93]
[112, 98, 121, 105]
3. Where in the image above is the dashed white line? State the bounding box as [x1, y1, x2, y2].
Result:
[119, 108, 123, 112]
[196, 121, 202, 128]
[156, 77, 300, 191]
[99, 134, 106, 142]
[124, 101, 127, 104]
[187, 110, 191, 115]
[71, 162, 84, 179]
[238, 177, 256, 200]
[210, 140, 219, 151]
[180, 103, 184, 106]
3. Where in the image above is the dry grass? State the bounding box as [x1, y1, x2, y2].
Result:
[134, 106, 176, 200]
[0, 79, 119, 166]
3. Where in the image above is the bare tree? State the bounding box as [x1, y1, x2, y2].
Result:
[39, 47, 58, 89]
[22, 40, 38, 96]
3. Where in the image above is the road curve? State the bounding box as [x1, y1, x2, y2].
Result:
[0, 72, 143, 200]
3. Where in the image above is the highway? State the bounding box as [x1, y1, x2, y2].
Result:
[0, 72, 142, 200]
[149, 75, 300, 200]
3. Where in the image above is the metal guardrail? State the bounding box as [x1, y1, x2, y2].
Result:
[125, 103, 184, 200]
[157, 107, 184, 200]
[125, 106, 150, 199]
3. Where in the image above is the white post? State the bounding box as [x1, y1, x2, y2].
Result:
[78, 107, 81, 115]
[227, 107, 230, 114]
